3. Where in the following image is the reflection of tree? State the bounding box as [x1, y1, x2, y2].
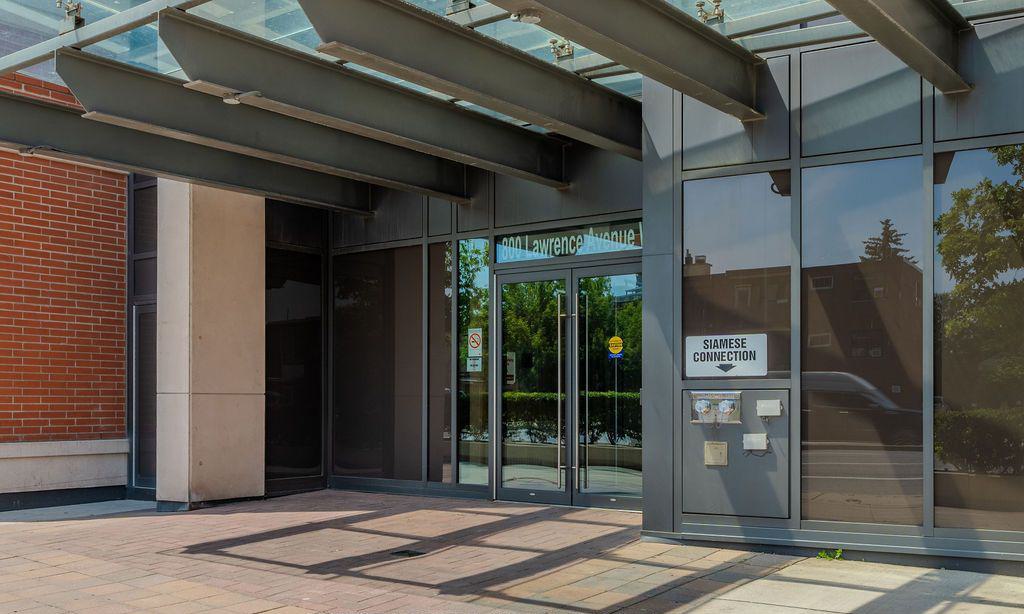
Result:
[862, 218, 917, 265]
[935, 145, 1024, 475]
[457, 241, 489, 443]
[578, 276, 641, 446]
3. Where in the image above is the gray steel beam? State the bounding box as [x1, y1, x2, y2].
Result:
[0, 91, 371, 215]
[157, 9, 566, 188]
[0, 0, 211, 76]
[54, 49, 469, 203]
[489, 0, 763, 122]
[298, 0, 642, 159]
[825, 0, 972, 93]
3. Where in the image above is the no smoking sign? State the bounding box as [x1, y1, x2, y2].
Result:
[467, 328, 483, 357]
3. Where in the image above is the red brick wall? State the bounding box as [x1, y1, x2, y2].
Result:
[0, 74, 127, 443]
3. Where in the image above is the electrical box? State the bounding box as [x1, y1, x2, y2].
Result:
[756, 399, 783, 417]
[683, 389, 789, 518]
[743, 433, 769, 451]
[704, 441, 728, 466]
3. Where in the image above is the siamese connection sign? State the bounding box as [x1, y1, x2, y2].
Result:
[686, 334, 767, 377]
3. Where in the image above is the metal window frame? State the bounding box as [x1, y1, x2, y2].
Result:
[126, 173, 158, 496]
[656, 27, 1024, 559]
[323, 195, 647, 500]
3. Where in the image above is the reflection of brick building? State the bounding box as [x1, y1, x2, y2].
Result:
[803, 258, 923, 411]
[683, 252, 791, 374]
[683, 252, 924, 412]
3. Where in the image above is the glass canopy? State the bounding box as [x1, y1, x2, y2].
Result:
[0, 0, 984, 135]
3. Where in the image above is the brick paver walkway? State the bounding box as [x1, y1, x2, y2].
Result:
[0, 490, 1022, 613]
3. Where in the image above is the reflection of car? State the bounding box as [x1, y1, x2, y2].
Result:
[801, 371, 921, 448]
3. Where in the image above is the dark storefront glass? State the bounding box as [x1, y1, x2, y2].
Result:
[428, 242, 453, 483]
[934, 146, 1024, 531]
[801, 157, 924, 525]
[266, 247, 323, 481]
[135, 309, 157, 482]
[132, 185, 157, 296]
[333, 246, 423, 480]
[457, 239, 489, 485]
[683, 172, 792, 377]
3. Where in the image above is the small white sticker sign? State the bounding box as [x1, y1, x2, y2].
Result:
[686, 333, 767, 377]
[467, 356, 483, 372]
[467, 328, 483, 357]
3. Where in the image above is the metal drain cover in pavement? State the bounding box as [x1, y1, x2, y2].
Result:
[390, 549, 426, 557]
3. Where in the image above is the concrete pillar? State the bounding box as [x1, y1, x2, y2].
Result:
[155, 179, 265, 509]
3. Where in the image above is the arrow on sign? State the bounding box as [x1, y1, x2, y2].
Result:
[716, 363, 736, 373]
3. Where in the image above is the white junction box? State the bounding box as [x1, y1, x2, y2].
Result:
[756, 399, 783, 417]
[743, 433, 769, 451]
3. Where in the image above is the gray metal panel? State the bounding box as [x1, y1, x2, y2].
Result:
[935, 17, 1024, 141]
[427, 198, 452, 237]
[640, 78, 678, 534]
[0, 91, 371, 213]
[158, 9, 567, 188]
[801, 42, 922, 157]
[683, 56, 790, 170]
[682, 390, 790, 518]
[457, 167, 493, 233]
[298, 0, 642, 159]
[489, 0, 763, 122]
[493, 144, 641, 227]
[335, 188, 425, 247]
[825, 0, 971, 94]
[54, 49, 469, 203]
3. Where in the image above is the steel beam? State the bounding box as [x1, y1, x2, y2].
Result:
[0, 91, 371, 214]
[298, 0, 642, 159]
[825, 0, 972, 93]
[157, 9, 566, 188]
[54, 49, 469, 203]
[0, 0, 211, 76]
[489, 0, 763, 122]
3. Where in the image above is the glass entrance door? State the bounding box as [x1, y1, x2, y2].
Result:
[574, 267, 643, 507]
[496, 265, 642, 508]
[497, 271, 571, 505]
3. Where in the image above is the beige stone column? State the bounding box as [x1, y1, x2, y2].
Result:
[155, 179, 265, 509]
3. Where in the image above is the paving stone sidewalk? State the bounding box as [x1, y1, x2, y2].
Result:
[0, 490, 1021, 613]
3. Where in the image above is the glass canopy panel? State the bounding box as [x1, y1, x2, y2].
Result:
[474, 17, 594, 65]
[667, 0, 819, 22]
[1, 0, 153, 83]
[594, 73, 642, 98]
[83, 23, 183, 77]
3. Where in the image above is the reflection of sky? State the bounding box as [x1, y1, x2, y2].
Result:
[588, 273, 642, 298]
[684, 173, 790, 273]
[459, 238, 490, 288]
[803, 156, 924, 268]
[935, 148, 1023, 293]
